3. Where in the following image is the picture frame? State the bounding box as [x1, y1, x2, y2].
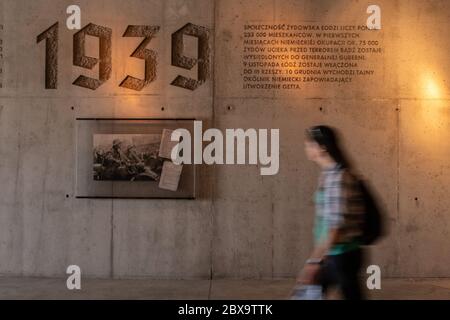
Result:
[75, 118, 196, 199]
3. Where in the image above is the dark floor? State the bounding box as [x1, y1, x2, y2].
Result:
[0, 277, 449, 299]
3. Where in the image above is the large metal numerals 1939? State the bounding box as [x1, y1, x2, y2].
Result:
[37, 22, 211, 91]
[73, 23, 112, 90]
[171, 23, 211, 91]
[120, 25, 160, 91]
[36, 22, 59, 89]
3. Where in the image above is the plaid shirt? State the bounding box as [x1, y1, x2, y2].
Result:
[316, 163, 364, 244]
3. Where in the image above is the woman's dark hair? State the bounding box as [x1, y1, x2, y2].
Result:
[305, 125, 351, 169]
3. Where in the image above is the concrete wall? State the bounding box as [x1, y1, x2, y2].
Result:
[0, 0, 448, 279]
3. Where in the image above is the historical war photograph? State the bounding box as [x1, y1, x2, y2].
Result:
[93, 134, 164, 181]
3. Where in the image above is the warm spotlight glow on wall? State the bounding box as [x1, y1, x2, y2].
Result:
[418, 72, 447, 130]
[422, 72, 442, 99]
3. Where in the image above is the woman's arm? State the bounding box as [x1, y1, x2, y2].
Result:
[309, 227, 340, 261]
[297, 228, 340, 284]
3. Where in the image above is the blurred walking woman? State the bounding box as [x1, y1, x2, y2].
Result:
[299, 125, 365, 300]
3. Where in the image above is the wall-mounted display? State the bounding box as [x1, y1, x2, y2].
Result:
[76, 118, 196, 199]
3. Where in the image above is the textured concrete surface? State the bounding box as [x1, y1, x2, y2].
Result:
[0, 0, 448, 280]
[0, 0, 214, 279]
[0, 277, 449, 300]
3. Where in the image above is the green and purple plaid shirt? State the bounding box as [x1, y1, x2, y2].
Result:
[314, 163, 364, 255]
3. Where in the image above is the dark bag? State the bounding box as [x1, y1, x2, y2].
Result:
[357, 178, 384, 245]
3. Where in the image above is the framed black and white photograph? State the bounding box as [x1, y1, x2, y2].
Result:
[93, 133, 163, 182]
[76, 118, 196, 199]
